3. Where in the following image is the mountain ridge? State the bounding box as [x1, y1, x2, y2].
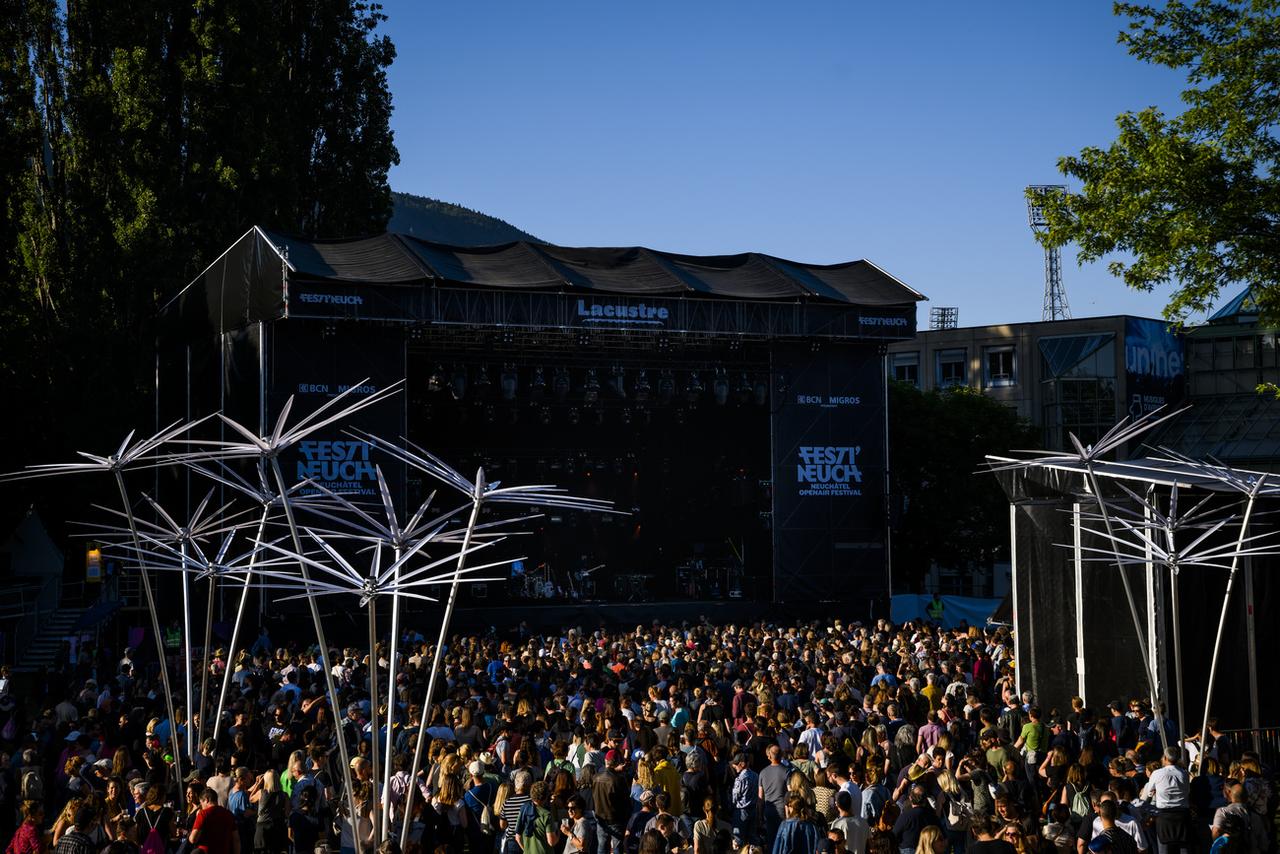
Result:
[389, 191, 541, 246]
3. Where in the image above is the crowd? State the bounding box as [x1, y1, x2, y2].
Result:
[0, 614, 1274, 854]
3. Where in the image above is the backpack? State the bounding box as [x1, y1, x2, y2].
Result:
[139, 807, 166, 854]
[947, 793, 973, 830]
[464, 787, 495, 834]
[19, 769, 42, 802]
[1068, 783, 1091, 819]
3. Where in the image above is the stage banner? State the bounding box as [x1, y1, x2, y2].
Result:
[770, 342, 887, 611]
[266, 321, 407, 506]
[1124, 317, 1185, 416]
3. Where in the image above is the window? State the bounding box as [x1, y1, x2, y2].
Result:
[936, 349, 967, 388]
[890, 352, 920, 387]
[984, 346, 1016, 388]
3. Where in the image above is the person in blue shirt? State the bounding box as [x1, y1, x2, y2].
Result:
[773, 794, 821, 854]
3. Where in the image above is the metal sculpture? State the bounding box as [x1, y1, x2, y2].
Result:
[1075, 482, 1280, 751]
[2, 379, 614, 853]
[991, 407, 1186, 751]
[0, 419, 211, 785]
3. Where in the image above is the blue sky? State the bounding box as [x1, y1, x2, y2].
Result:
[380, 1, 1192, 327]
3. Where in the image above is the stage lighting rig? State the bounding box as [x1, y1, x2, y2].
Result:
[539, 406, 552, 425]
[685, 371, 704, 404]
[712, 369, 729, 406]
[500, 364, 518, 401]
[634, 370, 651, 403]
[568, 407, 581, 425]
[736, 372, 752, 405]
[583, 369, 601, 405]
[608, 367, 626, 399]
[530, 367, 547, 400]
[474, 365, 493, 398]
[657, 371, 675, 404]
[553, 368, 571, 401]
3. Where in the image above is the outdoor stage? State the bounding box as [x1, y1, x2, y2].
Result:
[160, 227, 925, 616]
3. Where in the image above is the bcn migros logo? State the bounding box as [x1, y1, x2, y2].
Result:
[796, 445, 862, 497]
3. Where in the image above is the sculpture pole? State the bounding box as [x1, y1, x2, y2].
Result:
[113, 471, 184, 786]
[180, 539, 195, 761]
[1080, 462, 1169, 752]
[1194, 477, 1264, 775]
[367, 594, 381, 845]
[400, 468, 484, 845]
[269, 457, 362, 853]
[198, 572, 215, 751]
[213, 505, 269, 743]
[380, 545, 402, 841]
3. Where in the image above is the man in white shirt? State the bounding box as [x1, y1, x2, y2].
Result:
[1142, 747, 1190, 854]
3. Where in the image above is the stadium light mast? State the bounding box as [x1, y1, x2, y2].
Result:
[1027, 185, 1070, 321]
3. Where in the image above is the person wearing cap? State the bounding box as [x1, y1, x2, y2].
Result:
[464, 757, 498, 845]
[729, 752, 759, 844]
[593, 748, 631, 853]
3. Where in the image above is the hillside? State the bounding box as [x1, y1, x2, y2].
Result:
[389, 191, 541, 245]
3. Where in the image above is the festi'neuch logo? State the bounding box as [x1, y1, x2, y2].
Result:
[296, 440, 377, 494]
[796, 446, 863, 496]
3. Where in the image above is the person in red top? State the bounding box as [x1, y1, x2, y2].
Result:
[189, 788, 240, 854]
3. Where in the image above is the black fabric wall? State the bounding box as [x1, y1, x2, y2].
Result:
[769, 342, 887, 614]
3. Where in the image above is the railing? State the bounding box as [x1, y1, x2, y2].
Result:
[1222, 727, 1280, 769]
[0, 576, 58, 663]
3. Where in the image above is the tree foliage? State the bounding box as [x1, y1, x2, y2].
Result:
[889, 382, 1039, 591]
[0, 0, 397, 493]
[1032, 0, 1280, 323]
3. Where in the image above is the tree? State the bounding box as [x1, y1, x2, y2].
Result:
[889, 382, 1039, 591]
[1032, 0, 1280, 323]
[0, 0, 398, 514]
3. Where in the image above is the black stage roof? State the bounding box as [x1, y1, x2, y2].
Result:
[167, 226, 926, 341]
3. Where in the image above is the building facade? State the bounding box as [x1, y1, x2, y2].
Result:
[886, 314, 1185, 451]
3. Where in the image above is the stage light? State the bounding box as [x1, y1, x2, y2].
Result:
[450, 367, 467, 400]
[500, 364, 518, 402]
[583, 369, 601, 405]
[608, 366, 626, 399]
[553, 367, 571, 401]
[474, 365, 492, 398]
[484, 404, 496, 423]
[685, 371, 704, 404]
[620, 407, 632, 425]
[593, 407, 605, 426]
[753, 375, 768, 406]
[530, 366, 547, 400]
[657, 371, 675, 404]
[567, 407, 580, 425]
[712, 369, 729, 406]
[633, 370, 651, 403]
[736, 372, 752, 405]
[539, 405, 552, 425]
[428, 364, 446, 393]
[674, 408, 686, 425]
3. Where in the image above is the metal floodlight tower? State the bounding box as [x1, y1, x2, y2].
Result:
[1027, 184, 1070, 321]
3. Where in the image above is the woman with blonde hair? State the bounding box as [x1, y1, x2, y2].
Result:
[916, 824, 947, 854]
[432, 768, 471, 849]
[254, 769, 288, 852]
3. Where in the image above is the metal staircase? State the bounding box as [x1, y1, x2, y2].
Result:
[12, 607, 85, 674]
